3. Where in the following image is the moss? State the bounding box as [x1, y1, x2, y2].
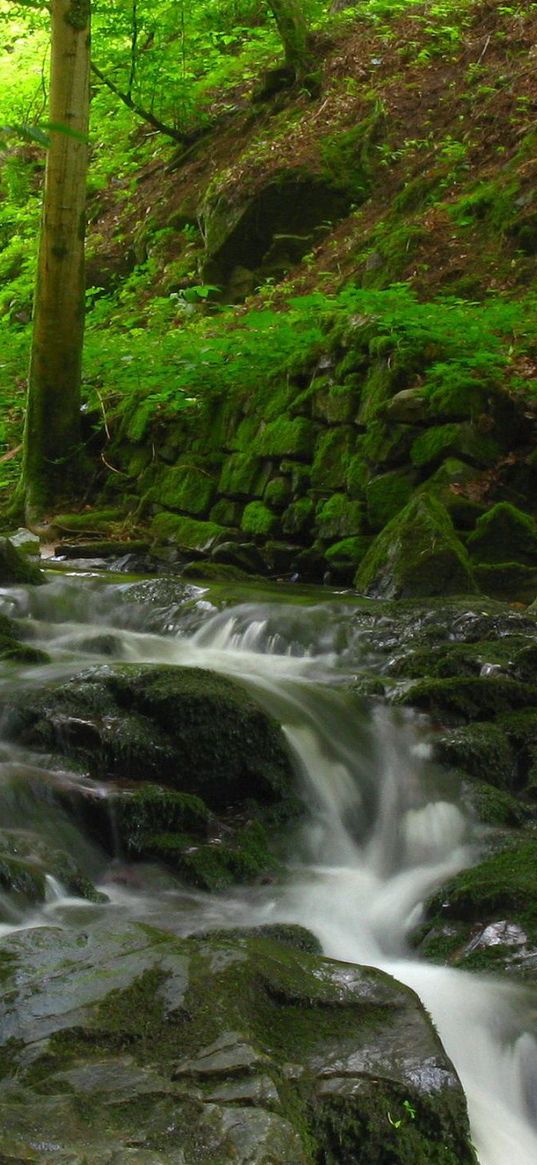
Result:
[157, 465, 216, 516]
[151, 513, 226, 549]
[315, 494, 363, 541]
[241, 501, 279, 537]
[366, 469, 416, 531]
[255, 417, 317, 459]
[475, 562, 537, 604]
[465, 782, 530, 828]
[218, 452, 272, 499]
[280, 461, 311, 497]
[433, 722, 514, 787]
[355, 494, 477, 599]
[147, 820, 278, 891]
[394, 675, 537, 723]
[53, 509, 123, 533]
[0, 636, 49, 664]
[428, 839, 537, 926]
[357, 359, 399, 425]
[311, 427, 355, 489]
[209, 498, 242, 527]
[320, 114, 382, 199]
[0, 855, 46, 904]
[467, 502, 537, 565]
[345, 453, 368, 499]
[264, 476, 292, 511]
[417, 459, 486, 529]
[312, 383, 359, 424]
[115, 785, 209, 855]
[282, 496, 315, 537]
[181, 560, 255, 582]
[359, 420, 416, 471]
[313, 1087, 475, 1165]
[410, 423, 500, 471]
[0, 538, 44, 586]
[324, 536, 372, 571]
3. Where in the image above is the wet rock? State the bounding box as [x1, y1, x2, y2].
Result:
[0, 537, 45, 586]
[0, 664, 297, 814]
[0, 922, 476, 1164]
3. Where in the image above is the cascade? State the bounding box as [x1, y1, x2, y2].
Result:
[0, 572, 536, 1163]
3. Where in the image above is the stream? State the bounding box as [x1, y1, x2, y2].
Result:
[1, 570, 537, 1164]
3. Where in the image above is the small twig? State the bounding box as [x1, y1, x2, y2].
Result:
[477, 33, 491, 64]
[101, 452, 126, 475]
[0, 443, 22, 463]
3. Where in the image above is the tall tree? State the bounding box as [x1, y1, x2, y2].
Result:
[22, 0, 91, 522]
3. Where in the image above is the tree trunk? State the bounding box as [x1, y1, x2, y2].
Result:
[266, 0, 311, 74]
[22, 0, 91, 521]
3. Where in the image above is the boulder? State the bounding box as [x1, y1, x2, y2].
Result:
[0, 922, 476, 1164]
[0, 536, 45, 585]
[355, 495, 477, 599]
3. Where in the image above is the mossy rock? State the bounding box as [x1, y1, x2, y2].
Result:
[410, 423, 500, 471]
[157, 465, 216, 516]
[255, 417, 317, 460]
[279, 460, 311, 497]
[241, 501, 279, 538]
[263, 476, 292, 511]
[357, 358, 400, 425]
[417, 459, 486, 529]
[312, 382, 359, 424]
[311, 427, 355, 489]
[315, 493, 363, 541]
[394, 675, 537, 724]
[209, 498, 243, 527]
[1, 664, 297, 816]
[355, 495, 477, 599]
[427, 838, 537, 928]
[324, 535, 373, 571]
[282, 497, 315, 538]
[433, 722, 515, 788]
[365, 469, 416, 531]
[0, 921, 476, 1164]
[359, 419, 417, 471]
[0, 538, 45, 586]
[475, 562, 537, 604]
[52, 509, 124, 534]
[467, 502, 537, 566]
[218, 452, 272, 499]
[151, 513, 226, 551]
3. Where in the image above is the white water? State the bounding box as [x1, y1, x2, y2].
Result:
[1, 575, 537, 1163]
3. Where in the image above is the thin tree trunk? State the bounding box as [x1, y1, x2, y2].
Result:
[22, 0, 91, 521]
[267, 0, 311, 74]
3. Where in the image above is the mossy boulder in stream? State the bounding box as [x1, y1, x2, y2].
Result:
[1, 664, 296, 812]
[355, 495, 477, 598]
[0, 920, 477, 1164]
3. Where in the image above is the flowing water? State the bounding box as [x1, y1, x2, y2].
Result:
[1, 571, 537, 1164]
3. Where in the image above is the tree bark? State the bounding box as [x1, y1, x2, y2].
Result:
[22, 0, 91, 521]
[266, 0, 311, 74]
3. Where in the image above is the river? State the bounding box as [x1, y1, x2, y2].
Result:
[1, 570, 537, 1164]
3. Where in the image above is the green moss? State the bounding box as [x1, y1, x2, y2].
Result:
[282, 497, 315, 537]
[115, 785, 209, 855]
[410, 423, 500, 471]
[53, 510, 123, 532]
[345, 453, 368, 499]
[218, 453, 272, 499]
[209, 498, 242, 527]
[311, 427, 355, 489]
[0, 538, 44, 586]
[357, 359, 399, 425]
[312, 383, 359, 424]
[355, 494, 477, 599]
[434, 722, 514, 787]
[157, 465, 216, 516]
[395, 675, 537, 723]
[147, 820, 278, 891]
[417, 459, 485, 529]
[151, 513, 225, 549]
[0, 855, 46, 903]
[315, 494, 363, 540]
[465, 782, 530, 828]
[320, 113, 382, 199]
[241, 501, 279, 537]
[264, 476, 292, 511]
[366, 469, 415, 531]
[428, 839, 537, 926]
[324, 536, 372, 570]
[0, 636, 49, 664]
[448, 178, 518, 233]
[475, 562, 537, 603]
[359, 420, 416, 470]
[467, 502, 537, 565]
[255, 417, 317, 459]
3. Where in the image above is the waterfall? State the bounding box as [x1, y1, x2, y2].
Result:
[0, 574, 536, 1163]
